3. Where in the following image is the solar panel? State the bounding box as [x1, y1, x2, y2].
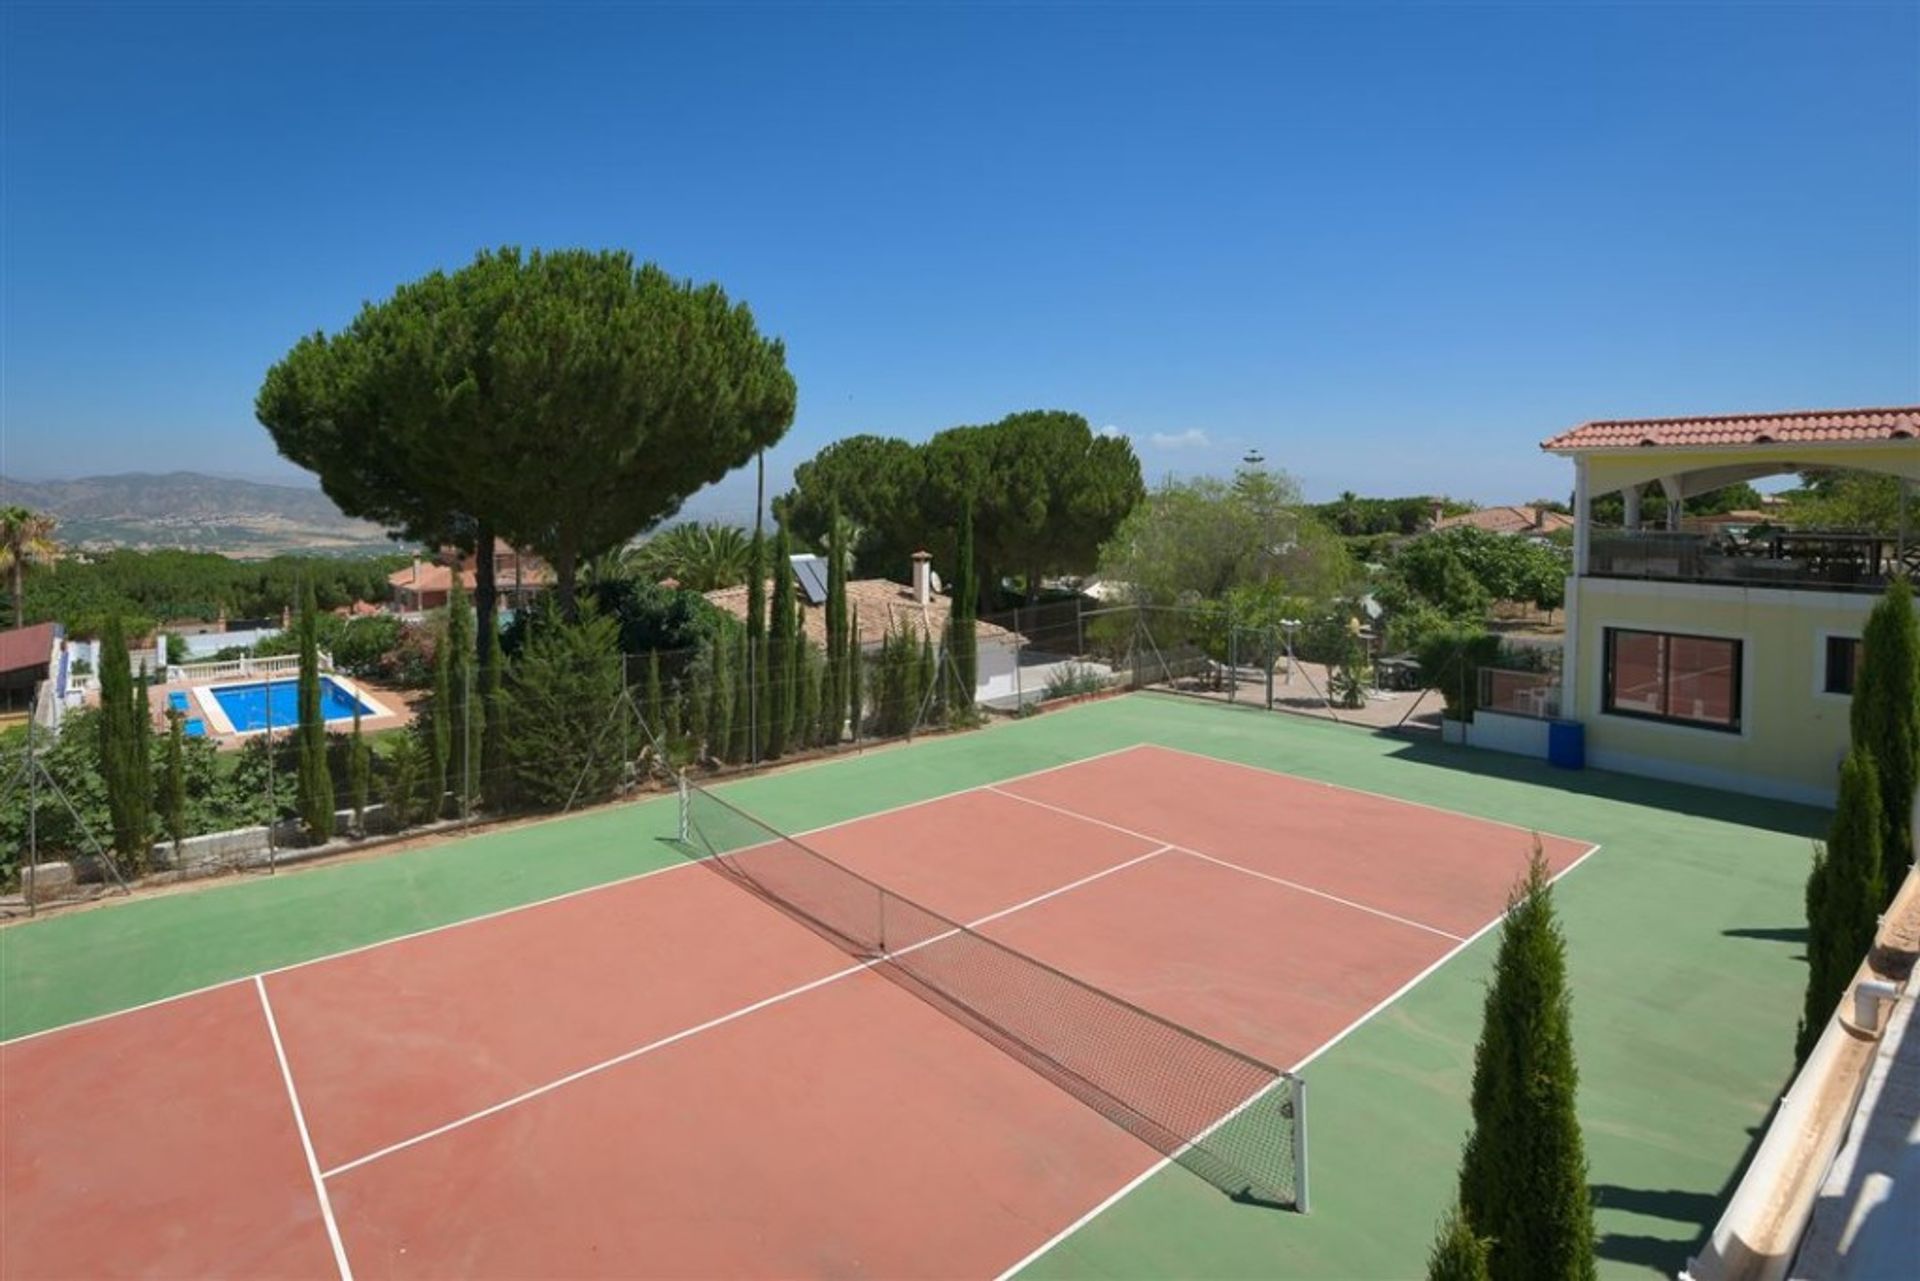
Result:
[791, 554, 830, 606]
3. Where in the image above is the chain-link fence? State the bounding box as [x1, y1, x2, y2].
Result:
[4, 598, 1471, 916]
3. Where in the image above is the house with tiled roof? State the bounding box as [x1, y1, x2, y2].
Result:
[0, 620, 64, 721]
[388, 543, 553, 614]
[1430, 504, 1574, 538]
[704, 552, 1016, 652]
[1501, 406, 1920, 804]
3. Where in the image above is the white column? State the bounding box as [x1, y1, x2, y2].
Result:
[1573, 458, 1592, 576]
[1564, 458, 1590, 722]
[1661, 475, 1684, 531]
[1623, 484, 1641, 531]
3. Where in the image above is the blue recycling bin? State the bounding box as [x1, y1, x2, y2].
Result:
[1547, 719, 1586, 770]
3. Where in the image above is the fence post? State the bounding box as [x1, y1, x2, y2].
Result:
[1264, 626, 1275, 709]
[1121, 610, 1136, 691]
[1013, 603, 1023, 710]
[1226, 602, 1237, 702]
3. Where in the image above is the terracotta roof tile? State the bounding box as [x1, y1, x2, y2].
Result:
[1432, 506, 1574, 536]
[704, 579, 1014, 649]
[1541, 407, 1920, 453]
[0, 621, 61, 675]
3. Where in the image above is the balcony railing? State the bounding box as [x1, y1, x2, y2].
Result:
[1478, 667, 1561, 720]
[1586, 530, 1912, 593]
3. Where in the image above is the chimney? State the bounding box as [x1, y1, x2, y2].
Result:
[1533, 506, 1548, 531]
[412, 556, 422, 584]
[1430, 499, 1445, 529]
[911, 550, 932, 607]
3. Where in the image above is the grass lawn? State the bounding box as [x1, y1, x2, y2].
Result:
[0, 693, 1822, 1278]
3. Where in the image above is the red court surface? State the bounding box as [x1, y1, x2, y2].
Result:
[1, 744, 1597, 1280]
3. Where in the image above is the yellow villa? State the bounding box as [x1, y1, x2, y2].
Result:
[1535, 406, 1920, 805]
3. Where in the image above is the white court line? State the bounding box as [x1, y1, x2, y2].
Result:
[1177, 849, 1465, 943]
[984, 785, 1465, 944]
[320, 843, 1175, 1180]
[2, 742, 1148, 1049]
[255, 977, 355, 1281]
[990, 839, 1606, 1281]
[1136, 740, 1599, 850]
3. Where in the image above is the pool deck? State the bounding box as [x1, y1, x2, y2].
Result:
[131, 674, 417, 745]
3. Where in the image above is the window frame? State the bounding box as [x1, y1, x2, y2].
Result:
[1818, 632, 1862, 699]
[1601, 626, 1744, 733]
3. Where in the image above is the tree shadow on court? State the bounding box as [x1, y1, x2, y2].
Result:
[1588, 1117, 1776, 1276]
[1722, 925, 1810, 946]
[1374, 733, 1830, 839]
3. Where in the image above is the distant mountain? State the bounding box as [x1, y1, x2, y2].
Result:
[0, 471, 400, 558]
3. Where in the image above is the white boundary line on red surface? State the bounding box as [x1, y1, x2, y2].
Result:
[1, 743, 1145, 1050]
[320, 843, 1176, 1180]
[989, 839, 1606, 1281]
[255, 976, 355, 1281]
[1177, 848, 1466, 943]
[984, 785, 1466, 944]
[1137, 740, 1599, 850]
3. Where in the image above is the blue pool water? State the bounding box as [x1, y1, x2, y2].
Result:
[165, 691, 207, 737]
[207, 677, 373, 733]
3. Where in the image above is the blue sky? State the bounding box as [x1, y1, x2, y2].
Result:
[3, 2, 1916, 515]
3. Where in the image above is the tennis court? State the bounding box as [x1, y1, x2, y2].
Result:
[4, 742, 1595, 1279]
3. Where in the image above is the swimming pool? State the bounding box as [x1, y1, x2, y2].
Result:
[205, 677, 375, 734]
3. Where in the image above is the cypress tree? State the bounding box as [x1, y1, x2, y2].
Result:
[824, 501, 848, 742]
[711, 628, 735, 764]
[348, 704, 370, 836]
[430, 617, 452, 818]
[800, 641, 823, 748]
[746, 528, 766, 761]
[643, 650, 665, 745]
[295, 580, 335, 842]
[446, 573, 475, 815]
[914, 631, 935, 729]
[1797, 749, 1885, 1060]
[131, 663, 155, 856]
[1428, 1204, 1493, 1281]
[847, 605, 863, 741]
[1850, 577, 1917, 906]
[953, 503, 978, 710]
[97, 616, 152, 873]
[729, 625, 751, 764]
[695, 637, 718, 756]
[769, 523, 797, 757]
[479, 624, 510, 812]
[478, 585, 505, 812]
[1458, 842, 1594, 1281]
[386, 733, 421, 829]
[163, 708, 187, 863]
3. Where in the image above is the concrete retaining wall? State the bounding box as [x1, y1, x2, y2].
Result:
[1465, 708, 1552, 759]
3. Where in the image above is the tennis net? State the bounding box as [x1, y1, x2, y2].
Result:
[678, 777, 1308, 1210]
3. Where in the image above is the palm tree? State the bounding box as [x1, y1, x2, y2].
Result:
[631, 522, 755, 592]
[1335, 490, 1362, 535]
[0, 506, 59, 629]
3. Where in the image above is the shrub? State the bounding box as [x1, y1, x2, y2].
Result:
[1457, 844, 1594, 1281]
[1427, 1205, 1493, 1281]
[331, 614, 404, 678]
[1043, 662, 1110, 702]
[1797, 749, 1884, 1060]
[1415, 624, 1504, 721]
[501, 609, 625, 809]
[1850, 578, 1916, 906]
[384, 734, 422, 829]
